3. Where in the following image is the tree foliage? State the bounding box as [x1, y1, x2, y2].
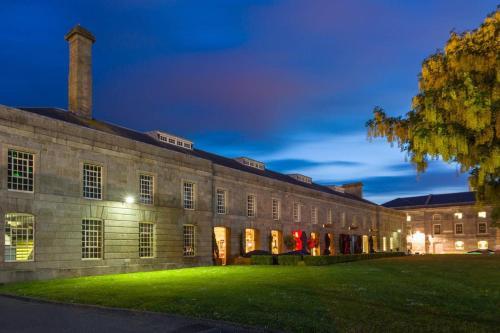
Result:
[366, 9, 499, 223]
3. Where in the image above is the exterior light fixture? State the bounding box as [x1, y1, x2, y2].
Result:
[125, 196, 135, 204]
[397, 229, 402, 233]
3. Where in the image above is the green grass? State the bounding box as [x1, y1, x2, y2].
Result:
[1, 255, 500, 332]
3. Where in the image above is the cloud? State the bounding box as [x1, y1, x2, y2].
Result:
[266, 159, 363, 173]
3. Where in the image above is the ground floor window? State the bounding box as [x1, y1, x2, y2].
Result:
[383, 237, 387, 252]
[245, 228, 256, 253]
[478, 240, 488, 250]
[139, 222, 154, 258]
[389, 237, 394, 251]
[309, 232, 320, 256]
[214, 227, 228, 264]
[455, 241, 464, 251]
[362, 235, 369, 253]
[82, 219, 103, 259]
[4, 213, 35, 262]
[183, 225, 196, 256]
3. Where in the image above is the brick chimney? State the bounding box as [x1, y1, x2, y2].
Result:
[65, 25, 95, 118]
[340, 182, 363, 198]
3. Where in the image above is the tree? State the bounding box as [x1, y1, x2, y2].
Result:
[366, 9, 499, 224]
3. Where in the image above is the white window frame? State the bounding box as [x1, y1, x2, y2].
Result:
[433, 224, 441, 235]
[183, 181, 196, 210]
[478, 222, 487, 234]
[4, 213, 35, 262]
[293, 202, 301, 222]
[81, 219, 103, 260]
[432, 214, 441, 221]
[183, 224, 196, 257]
[139, 222, 154, 258]
[341, 212, 346, 228]
[311, 207, 318, 224]
[216, 188, 227, 215]
[247, 194, 256, 218]
[272, 198, 280, 221]
[327, 209, 333, 224]
[139, 174, 154, 205]
[82, 163, 103, 200]
[7, 149, 34, 193]
[454, 223, 464, 235]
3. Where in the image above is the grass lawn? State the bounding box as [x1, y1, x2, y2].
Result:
[1, 255, 500, 332]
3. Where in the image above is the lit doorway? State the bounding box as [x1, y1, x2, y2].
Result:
[310, 232, 320, 256]
[362, 235, 369, 253]
[271, 230, 282, 254]
[214, 227, 230, 265]
[245, 228, 256, 253]
[326, 233, 334, 255]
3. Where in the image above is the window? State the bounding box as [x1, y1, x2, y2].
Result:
[245, 228, 256, 253]
[478, 241, 488, 250]
[341, 212, 346, 228]
[311, 207, 318, 224]
[455, 223, 463, 234]
[82, 219, 103, 259]
[433, 224, 441, 235]
[406, 215, 412, 222]
[327, 209, 333, 224]
[139, 222, 154, 258]
[272, 199, 280, 221]
[390, 237, 394, 250]
[183, 225, 196, 256]
[478, 222, 487, 234]
[247, 195, 256, 217]
[432, 214, 441, 221]
[293, 202, 301, 222]
[7, 149, 34, 192]
[139, 174, 154, 205]
[478, 211, 487, 218]
[4, 213, 34, 262]
[183, 181, 195, 210]
[83, 163, 102, 199]
[454, 212, 463, 219]
[382, 237, 387, 252]
[455, 241, 464, 250]
[216, 189, 227, 214]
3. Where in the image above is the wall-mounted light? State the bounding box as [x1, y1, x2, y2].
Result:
[125, 195, 135, 204]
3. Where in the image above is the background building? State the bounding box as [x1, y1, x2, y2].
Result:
[383, 192, 498, 254]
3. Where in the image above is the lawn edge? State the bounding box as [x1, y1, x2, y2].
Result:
[0, 292, 281, 333]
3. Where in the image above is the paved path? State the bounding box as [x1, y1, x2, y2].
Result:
[0, 295, 270, 333]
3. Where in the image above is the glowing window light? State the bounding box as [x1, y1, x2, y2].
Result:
[478, 211, 486, 218]
[478, 241, 488, 250]
[455, 241, 464, 250]
[454, 212, 463, 219]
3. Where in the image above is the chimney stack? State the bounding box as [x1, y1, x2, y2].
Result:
[65, 25, 95, 118]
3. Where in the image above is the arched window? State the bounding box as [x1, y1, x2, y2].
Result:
[4, 213, 35, 262]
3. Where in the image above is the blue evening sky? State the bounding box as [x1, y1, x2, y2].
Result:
[1, 1, 496, 203]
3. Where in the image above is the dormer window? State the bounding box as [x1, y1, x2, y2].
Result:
[147, 130, 193, 150]
[235, 157, 265, 170]
[288, 174, 312, 184]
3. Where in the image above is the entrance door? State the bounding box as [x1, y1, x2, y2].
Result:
[271, 230, 282, 254]
[245, 228, 256, 253]
[362, 235, 369, 253]
[214, 227, 229, 265]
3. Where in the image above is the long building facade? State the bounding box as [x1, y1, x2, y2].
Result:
[383, 192, 498, 254]
[0, 26, 405, 283]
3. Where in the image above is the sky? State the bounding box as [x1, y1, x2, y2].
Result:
[0, 0, 496, 203]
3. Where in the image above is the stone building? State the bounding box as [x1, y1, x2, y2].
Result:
[0, 26, 405, 283]
[383, 192, 498, 254]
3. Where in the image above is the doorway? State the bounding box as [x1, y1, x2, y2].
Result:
[362, 235, 369, 253]
[271, 230, 282, 254]
[214, 227, 230, 265]
[245, 228, 256, 253]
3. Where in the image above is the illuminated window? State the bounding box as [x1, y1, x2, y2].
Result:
[389, 237, 394, 250]
[382, 237, 387, 252]
[247, 195, 256, 217]
[272, 199, 280, 221]
[433, 224, 441, 235]
[245, 228, 256, 253]
[455, 223, 463, 234]
[4, 213, 34, 262]
[327, 209, 333, 224]
[432, 214, 441, 221]
[293, 202, 301, 222]
[454, 212, 463, 220]
[139, 174, 154, 205]
[183, 225, 196, 256]
[216, 189, 227, 214]
[406, 215, 412, 222]
[83, 163, 102, 199]
[478, 222, 487, 234]
[82, 219, 102, 259]
[271, 230, 281, 254]
[478, 211, 486, 218]
[478, 240, 488, 250]
[7, 149, 34, 192]
[139, 222, 154, 258]
[455, 241, 464, 250]
[311, 207, 318, 224]
[183, 181, 195, 210]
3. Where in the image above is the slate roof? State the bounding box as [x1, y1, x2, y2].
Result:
[382, 191, 476, 209]
[16, 107, 376, 206]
